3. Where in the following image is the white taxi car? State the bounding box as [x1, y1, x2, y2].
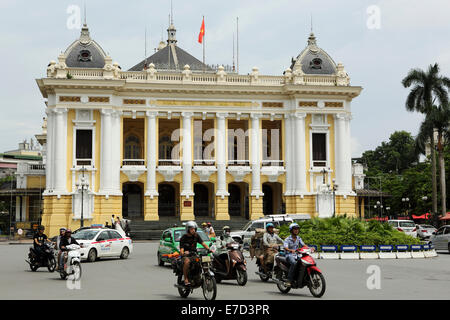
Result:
[72, 228, 133, 262]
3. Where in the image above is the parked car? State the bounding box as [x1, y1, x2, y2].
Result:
[72, 228, 133, 262]
[429, 225, 450, 252]
[157, 227, 214, 266]
[416, 224, 437, 240]
[229, 214, 310, 245]
[387, 220, 417, 238]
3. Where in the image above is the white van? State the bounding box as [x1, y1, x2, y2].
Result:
[387, 220, 417, 238]
[230, 214, 311, 245]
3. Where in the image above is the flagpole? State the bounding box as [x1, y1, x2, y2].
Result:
[203, 15, 205, 73]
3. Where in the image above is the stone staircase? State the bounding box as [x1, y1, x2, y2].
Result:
[129, 217, 249, 240]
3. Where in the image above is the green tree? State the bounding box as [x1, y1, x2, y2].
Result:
[402, 63, 450, 221]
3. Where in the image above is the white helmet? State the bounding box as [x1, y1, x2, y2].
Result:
[289, 223, 300, 232]
[185, 221, 198, 233]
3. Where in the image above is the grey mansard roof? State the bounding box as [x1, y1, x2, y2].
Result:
[64, 24, 107, 68]
[290, 33, 337, 75]
[129, 44, 213, 72]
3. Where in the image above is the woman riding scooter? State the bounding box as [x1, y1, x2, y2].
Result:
[214, 226, 234, 274]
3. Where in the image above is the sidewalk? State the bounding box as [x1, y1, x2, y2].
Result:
[0, 238, 33, 245]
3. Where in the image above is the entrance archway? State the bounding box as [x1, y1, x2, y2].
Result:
[263, 182, 283, 215]
[122, 183, 143, 219]
[194, 183, 213, 217]
[158, 183, 178, 217]
[228, 183, 249, 218]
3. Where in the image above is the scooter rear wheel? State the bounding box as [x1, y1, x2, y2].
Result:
[30, 264, 38, 272]
[276, 271, 291, 294]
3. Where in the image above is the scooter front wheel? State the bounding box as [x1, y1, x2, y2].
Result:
[47, 256, 56, 273]
[177, 275, 190, 298]
[71, 262, 82, 281]
[236, 269, 247, 286]
[202, 274, 217, 301]
[308, 271, 326, 298]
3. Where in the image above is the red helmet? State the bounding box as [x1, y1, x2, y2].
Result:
[207, 222, 212, 226]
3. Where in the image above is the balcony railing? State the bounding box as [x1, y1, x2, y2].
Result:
[193, 159, 216, 166]
[262, 160, 284, 167]
[122, 159, 145, 166]
[17, 163, 45, 175]
[158, 159, 181, 166]
[227, 160, 250, 167]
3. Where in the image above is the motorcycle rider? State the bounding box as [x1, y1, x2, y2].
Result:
[283, 223, 306, 287]
[59, 229, 79, 270]
[179, 221, 211, 286]
[262, 223, 283, 273]
[214, 226, 234, 274]
[33, 225, 49, 262]
[55, 228, 66, 271]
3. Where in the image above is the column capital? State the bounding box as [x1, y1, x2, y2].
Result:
[181, 112, 194, 118]
[145, 111, 158, 118]
[216, 112, 229, 119]
[250, 113, 262, 120]
[100, 108, 114, 116]
[54, 108, 68, 115]
[334, 113, 347, 120]
[293, 112, 307, 120]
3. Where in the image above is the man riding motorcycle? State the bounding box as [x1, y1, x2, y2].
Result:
[56, 228, 66, 271]
[59, 229, 79, 269]
[283, 223, 307, 287]
[214, 226, 234, 274]
[262, 223, 283, 273]
[179, 221, 211, 286]
[33, 225, 49, 262]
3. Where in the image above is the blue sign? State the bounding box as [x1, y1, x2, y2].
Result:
[422, 244, 430, 250]
[379, 245, 393, 252]
[321, 245, 338, 252]
[359, 245, 376, 252]
[396, 245, 409, 251]
[341, 245, 357, 252]
[410, 245, 422, 251]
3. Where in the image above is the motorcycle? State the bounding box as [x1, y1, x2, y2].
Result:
[171, 248, 217, 300]
[254, 246, 279, 282]
[212, 242, 247, 286]
[273, 246, 326, 298]
[59, 244, 82, 281]
[26, 242, 56, 272]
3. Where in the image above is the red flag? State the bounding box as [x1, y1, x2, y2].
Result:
[198, 17, 205, 43]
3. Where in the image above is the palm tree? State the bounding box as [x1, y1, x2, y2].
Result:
[402, 63, 450, 223]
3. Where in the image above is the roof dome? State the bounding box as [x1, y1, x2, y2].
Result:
[290, 33, 337, 75]
[64, 24, 107, 68]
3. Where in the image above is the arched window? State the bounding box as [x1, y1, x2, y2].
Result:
[125, 135, 141, 159]
[159, 135, 173, 159]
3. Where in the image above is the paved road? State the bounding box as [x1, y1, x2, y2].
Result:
[1, 242, 449, 300]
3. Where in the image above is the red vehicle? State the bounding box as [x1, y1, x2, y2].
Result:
[273, 246, 326, 298]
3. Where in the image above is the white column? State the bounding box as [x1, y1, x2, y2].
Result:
[284, 114, 293, 195]
[54, 108, 67, 193]
[334, 113, 352, 193]
[100, 109, 113, 194]
[216, 113, 229, 197]
[145, 111, 158, 198]
[44, 109, 54, 192]
[293, 112, 307, 194]
[250, 114, 263, 197]
[111, 110, 122, 194]
[181, 112, 194, 198]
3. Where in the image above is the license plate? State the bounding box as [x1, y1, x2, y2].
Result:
[202, 256, 211, 263]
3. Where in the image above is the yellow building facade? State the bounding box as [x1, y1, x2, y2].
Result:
[36, 23, 363, 236]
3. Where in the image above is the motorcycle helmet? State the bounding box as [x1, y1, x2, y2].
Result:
[201, 222, 207, 227]
[289, 223, 300, 232]
[185, 221, 198, 234]
[266, 223, 275, 230]
[65, 229, 72, 235]
[207, 222, 212, 226]
[59, 227, 66, 232]
[223, 226, 231, 236]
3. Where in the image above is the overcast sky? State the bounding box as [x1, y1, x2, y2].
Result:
[1, 0, 450, 157]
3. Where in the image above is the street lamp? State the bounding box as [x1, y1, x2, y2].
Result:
[331, 178, 338, 217]
[374, 201, 383, 217]
[402, 197, 410, 218]
[75, 166, 89, 228]
[386, 206, 391, 219]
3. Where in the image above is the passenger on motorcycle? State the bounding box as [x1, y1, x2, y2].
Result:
[283, 223, 306, 287]
[56, 228, 66, 271]
[59, 229, 79, 269]
[179, 221, 211, 286]
[262, 223, 283, 273]
[214, 226, 234, 273]
[33, 226, 49, 262]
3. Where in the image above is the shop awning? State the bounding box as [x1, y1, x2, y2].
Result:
[439, 213, 450, 220]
